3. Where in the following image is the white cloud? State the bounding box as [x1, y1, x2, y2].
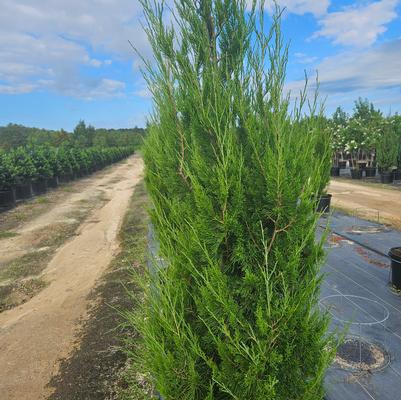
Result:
[74, 78, 126, 100]
[0, 0, 149, 98]
[88, 59, 103, 68]
[294, 52, 318, 64]
[286, 38, 401, 109]
[271, 0, 330, 16]
[313, 0, 399, 47]
[317, 39, 401, 92]
[134, 87, 152, 99]
[0, 83, 38, 95]
[248, 0, 330, 16]
[1, 0, 149, 56]
[43, 75, 126, 100]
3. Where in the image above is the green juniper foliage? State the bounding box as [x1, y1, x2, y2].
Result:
[137, 1, 334, 398]
[377, 124, 398, 172]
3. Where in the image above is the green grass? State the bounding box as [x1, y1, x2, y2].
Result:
[0, 231, 18, 239]
[116, 180, 153, 400]
[34, 197, 51, 205]
[0, 249, 52, 282]
[61, 186, 77, 193]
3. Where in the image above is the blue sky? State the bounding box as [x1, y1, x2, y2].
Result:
[0, 0, 400, 131]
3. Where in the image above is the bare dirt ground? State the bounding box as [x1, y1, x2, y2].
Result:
[329, 179, 401, 228]
[0, 155, 144, 400]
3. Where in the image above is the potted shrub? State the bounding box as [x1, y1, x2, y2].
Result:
[331, 163, 340, 177]
[7, 147, 36, 199]
[29, 146, 52, 194]
[365, 154, 376, 177]
[317, 191, 332, 213]
[391, 116, 401, 180]
[0, 153, 16, 207]
[345, 112, 382, 179]
[317, 125, 333, 212]
[344, 119, 364, 179]
[68, 148, 81, 179]
[358, 100, 383, 177]
[365, 118, 379, 177]
[377, 129, 397, 184]
[330, 132, 341, 177]
[43, 146, 61, 188]
[389, 247, 401, 290]
[130, 2, 335, 399]
[347, 144, 362, 179]
[331, 107, 348, 171]
[57, 147, 74, 182]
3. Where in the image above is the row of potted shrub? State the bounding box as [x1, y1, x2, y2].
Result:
[331, 163, 401, 182]
[0, 145, 135, 207]
[329, 112, 401, 184]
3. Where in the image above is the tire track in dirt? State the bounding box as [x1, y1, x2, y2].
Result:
[0, 155, 144, 400]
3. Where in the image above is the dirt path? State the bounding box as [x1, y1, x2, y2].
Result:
[0, 155, 144, 400]
[329, 179, 401, 228]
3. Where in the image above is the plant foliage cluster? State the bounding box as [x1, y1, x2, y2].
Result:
[0, 145, 135, 190]
[327, 99, 401, 171]
[127, 1, 335, 399]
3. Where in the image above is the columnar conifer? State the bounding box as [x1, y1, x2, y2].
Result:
[139, 1, 334, 398]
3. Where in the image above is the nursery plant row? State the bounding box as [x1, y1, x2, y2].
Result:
[0, 145, 135, 208]
[329, 102, 401, 183]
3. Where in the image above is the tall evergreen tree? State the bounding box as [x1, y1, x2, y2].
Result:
[134, 1, 334, 398]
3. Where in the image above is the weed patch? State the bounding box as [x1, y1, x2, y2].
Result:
[0, 278, 47, 312]
[0, 231, 18, 239]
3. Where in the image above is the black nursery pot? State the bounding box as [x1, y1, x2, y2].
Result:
[32, 179, 48, 195]
[364, 167, 376, 178]
[317, 193, 332, 213]
[393, 169, 401, 181]
[59, 174, 72, 183]
[380, 172, 393, 184]
[389, 247, 401, 290]
[0, 188, 16, 207]
[330, 166, 340, 177]
[350, 169, 362, 179]
[15, 182, 33, 200]
[47, 176, 59, 188]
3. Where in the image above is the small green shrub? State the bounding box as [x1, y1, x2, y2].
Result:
[6, 147, 37, 183]
[134, 1, 334, 399]
[0, 153, 14, 189]
[377, 127, 398, 172]
[28, 146, 53, 180]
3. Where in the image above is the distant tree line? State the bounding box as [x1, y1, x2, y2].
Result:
[0, 121, 146, 151]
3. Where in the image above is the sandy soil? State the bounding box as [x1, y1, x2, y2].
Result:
[329, 179, 401, 228]
[0, 155, 144, 400]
